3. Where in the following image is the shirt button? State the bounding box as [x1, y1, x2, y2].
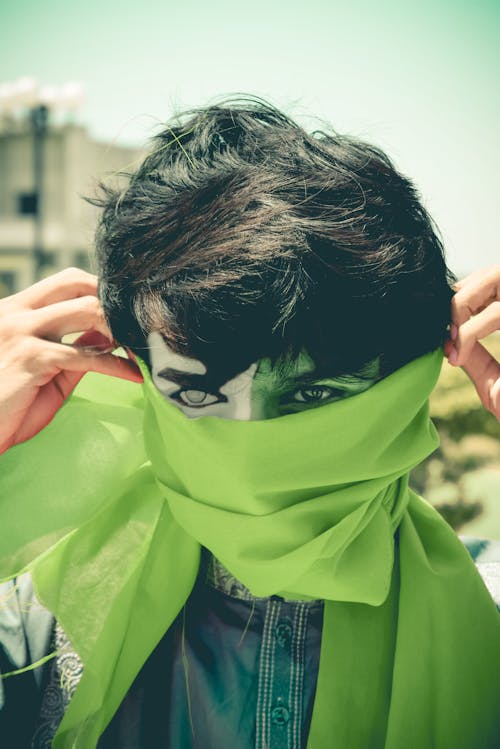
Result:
[271, 704, 290, 725]
[275, 620, 293, 647]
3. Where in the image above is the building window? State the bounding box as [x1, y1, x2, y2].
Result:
[0, 271, 16, 298]
[18, 192, 38, 215]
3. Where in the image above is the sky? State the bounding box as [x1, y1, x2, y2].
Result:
[1, 0, 499, 277]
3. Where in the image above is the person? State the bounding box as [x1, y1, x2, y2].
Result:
[0, 98, 499, 749]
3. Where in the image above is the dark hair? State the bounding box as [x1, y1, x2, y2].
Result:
[86, 94, 457, 384]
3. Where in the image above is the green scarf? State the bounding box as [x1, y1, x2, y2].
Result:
[0, 346, 499, 748]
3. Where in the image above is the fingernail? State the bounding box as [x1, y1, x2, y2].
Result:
[448, 346, 458, 364]
[76, 344, 115, 354]
[450, 323, 458, 341]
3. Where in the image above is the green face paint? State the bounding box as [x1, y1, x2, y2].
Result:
[0, 346, 499, 748]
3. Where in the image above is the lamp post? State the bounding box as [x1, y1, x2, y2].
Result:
[0, 78, 84, 284]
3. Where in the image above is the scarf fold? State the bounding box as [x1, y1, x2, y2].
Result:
[0, 346, 499, 748]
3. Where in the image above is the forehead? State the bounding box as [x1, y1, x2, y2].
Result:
[147, 331, 207, 375]
[147, 331, 316, 386]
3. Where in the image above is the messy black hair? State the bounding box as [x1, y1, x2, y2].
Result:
[86, 94, 456, 384]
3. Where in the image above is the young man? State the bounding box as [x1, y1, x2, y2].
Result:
[0, 98, 499, 749]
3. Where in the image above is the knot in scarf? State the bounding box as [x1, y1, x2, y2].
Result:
[141, 348, 439, 605]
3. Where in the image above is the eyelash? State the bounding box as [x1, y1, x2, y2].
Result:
[289, 385, 345, 403]
[170, 385, 344, 408]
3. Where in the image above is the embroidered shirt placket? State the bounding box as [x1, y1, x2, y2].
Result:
[255, 598, 311, 749]
[256, 599, 282, 749]
[288, 603, 308, 749]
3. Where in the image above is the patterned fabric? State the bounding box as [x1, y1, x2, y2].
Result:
[205, 551, 323, 605]
[459, 535, 500, 610]
[254, 598, 314, 748]
[0, 537, 498, 748]
[30, 622, 83, 748]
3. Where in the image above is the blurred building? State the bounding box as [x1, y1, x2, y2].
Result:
[0, 118, 145, 296]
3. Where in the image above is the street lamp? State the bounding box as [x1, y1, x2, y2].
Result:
[0, 77, 84, 283]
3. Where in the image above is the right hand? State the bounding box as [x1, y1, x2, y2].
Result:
[0, 267, 143, 455]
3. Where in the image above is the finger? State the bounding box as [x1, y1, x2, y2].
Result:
[453, 264, 500, 291]
[9, 267, 98, 310]
[452, 277, 466, 292]
[40, 340, 144, 383]
[124, 346, 140, 366]
[71, 328, 116, 351]
[451, 264, 500, 327]
[459, 340, 500, 418]
[25, 295, 114, 342]
[450, 301, 500, 367]
[443, 338, 454, 358]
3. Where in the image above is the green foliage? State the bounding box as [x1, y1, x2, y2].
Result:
[433, 499, 484, 531]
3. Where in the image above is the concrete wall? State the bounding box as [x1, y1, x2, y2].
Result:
[0, 120, 145, 295]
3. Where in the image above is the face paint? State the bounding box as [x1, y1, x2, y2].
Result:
[147, 331, 381, 421]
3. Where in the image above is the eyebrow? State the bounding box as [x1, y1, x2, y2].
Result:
[156, 367, 357, 391]
[157, 368, 223, 390]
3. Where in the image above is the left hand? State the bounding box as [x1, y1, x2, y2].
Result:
[443, 264, 500, 421]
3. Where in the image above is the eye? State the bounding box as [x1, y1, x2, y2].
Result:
[173, 389, 222, 408]
[292, 386, 343, 403]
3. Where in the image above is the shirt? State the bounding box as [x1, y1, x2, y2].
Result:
[0, 536, 499, 749]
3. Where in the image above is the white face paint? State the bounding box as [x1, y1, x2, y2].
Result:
[148, 331, 258, 420]
[147, 331, 381, 422]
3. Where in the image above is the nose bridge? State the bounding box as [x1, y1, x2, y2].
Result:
[219, 362, 256, 421]
[229, 387, 253, 420]
[218, 361, 282, 421]
[221, 381, 279, 421]
[249, 393, 280, 421]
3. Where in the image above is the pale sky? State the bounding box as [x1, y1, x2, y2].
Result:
[1, 0, 499, 277]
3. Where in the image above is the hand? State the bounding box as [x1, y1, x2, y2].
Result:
[0, 267, 143, 455]
[443, 264, 500, 420]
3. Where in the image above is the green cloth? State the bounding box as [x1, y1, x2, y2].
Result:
[0, 346, 499, 748]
